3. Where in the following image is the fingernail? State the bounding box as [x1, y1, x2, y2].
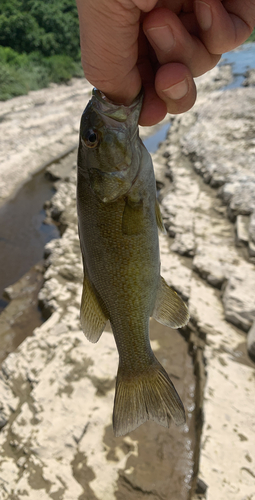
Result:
[146, 25, 175, 52]
[163, 79, 189, 100]
[195, 1, 212, 31]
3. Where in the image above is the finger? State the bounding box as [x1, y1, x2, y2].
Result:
[76, 0, 142, 105]
[139, 62, 197, 125]
[194, 0, 255, 54]
[137, 29, 167, 126]
[155, 62, 197, 115]
[137, 30, 197, 124]
[143, 8, 220, 77]
[139, 85, 167, 126]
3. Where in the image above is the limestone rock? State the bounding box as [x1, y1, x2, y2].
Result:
[159, 234, 192, 301]
[228, 180, 255, 220]
[243, 68, 255, 86]
[235, 214, 250, 246]
[248, 211, 255, 244]
[222, 268, 255, 331]
[249, 240, 255, 258]
[180, 87, 255, 220]
[1, 56, 255, 500]
[171, 232, 195, 256]
[192, 240, 239, 288]
[156, 67, 255, 500]
[247, 320, 255, 360]
[0, 79, 92, 208]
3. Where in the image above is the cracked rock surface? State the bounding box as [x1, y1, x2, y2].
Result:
[0, 79, 92, 207]
[153, 66, 255, 499]
[0, 83, 196, 499]
[0, 59, 255, 500]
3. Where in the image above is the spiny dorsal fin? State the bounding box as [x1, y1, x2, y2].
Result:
[152, 276, 189, 328]
[155, 198, 166, 234]
[80, 274, 108, 343]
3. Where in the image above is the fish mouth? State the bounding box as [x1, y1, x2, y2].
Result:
[92, 88, 143, 123]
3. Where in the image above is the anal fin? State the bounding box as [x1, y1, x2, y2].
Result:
[80, 274, 108, 343]
[152, 276, 189, 328]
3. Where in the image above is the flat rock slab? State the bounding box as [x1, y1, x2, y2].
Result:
[0, 102, 197, 498]
[158, 71, 255, 499]
[0, 315, 196, 499]
[1, 60, 255, 500]
[0, 79, 92, 207]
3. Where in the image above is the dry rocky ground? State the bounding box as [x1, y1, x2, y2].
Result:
[0, 62, 255, 500]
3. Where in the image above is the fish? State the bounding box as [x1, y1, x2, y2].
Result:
[77, 88, 189, 437]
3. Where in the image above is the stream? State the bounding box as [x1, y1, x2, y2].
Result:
[0, 170, 58, 312]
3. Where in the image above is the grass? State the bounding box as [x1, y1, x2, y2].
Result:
[0, 46, 83, 100]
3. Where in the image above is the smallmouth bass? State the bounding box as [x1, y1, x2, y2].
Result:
[77, 89, 189, 436]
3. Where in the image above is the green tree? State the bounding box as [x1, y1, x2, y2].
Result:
[0, 0, 80, 58]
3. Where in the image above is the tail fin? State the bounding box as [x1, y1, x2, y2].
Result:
[113, 359, 185, 437]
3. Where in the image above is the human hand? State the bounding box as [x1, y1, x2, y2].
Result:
[76, 0, 255, 126]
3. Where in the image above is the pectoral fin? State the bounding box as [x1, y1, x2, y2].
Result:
[152, 276, 189, 328]
[122, 198, 144, 236]
[155, 199, 166, 234]
[80, 274, 108, 343]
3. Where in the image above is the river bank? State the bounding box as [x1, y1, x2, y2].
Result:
[0, 54, 255, 499]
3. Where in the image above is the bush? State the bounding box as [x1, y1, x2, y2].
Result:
[0, 45, 29, 66]
[0, 46, 84, 100]
[0, 63, 29, 100]
[44, 54, 83, 83]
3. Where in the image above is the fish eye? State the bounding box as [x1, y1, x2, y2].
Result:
[84, 129, 99, 148]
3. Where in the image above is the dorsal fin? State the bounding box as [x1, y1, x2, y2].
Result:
[155, 199, 166, 234]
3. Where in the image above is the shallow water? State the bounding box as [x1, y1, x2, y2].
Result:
[143, 122, 170, 153]
[220, 42, 255, 89]
[0, 168, 58, 312]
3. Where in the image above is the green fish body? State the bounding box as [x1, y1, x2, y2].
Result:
[77, 89, 189, 436]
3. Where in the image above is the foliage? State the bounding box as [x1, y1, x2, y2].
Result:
[44, 55, 83, 83]
[0, 0, 83, 100]
[0, 0, 80, 58]
[0, 46, 83, 100]
[246, 28, 255, 43]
